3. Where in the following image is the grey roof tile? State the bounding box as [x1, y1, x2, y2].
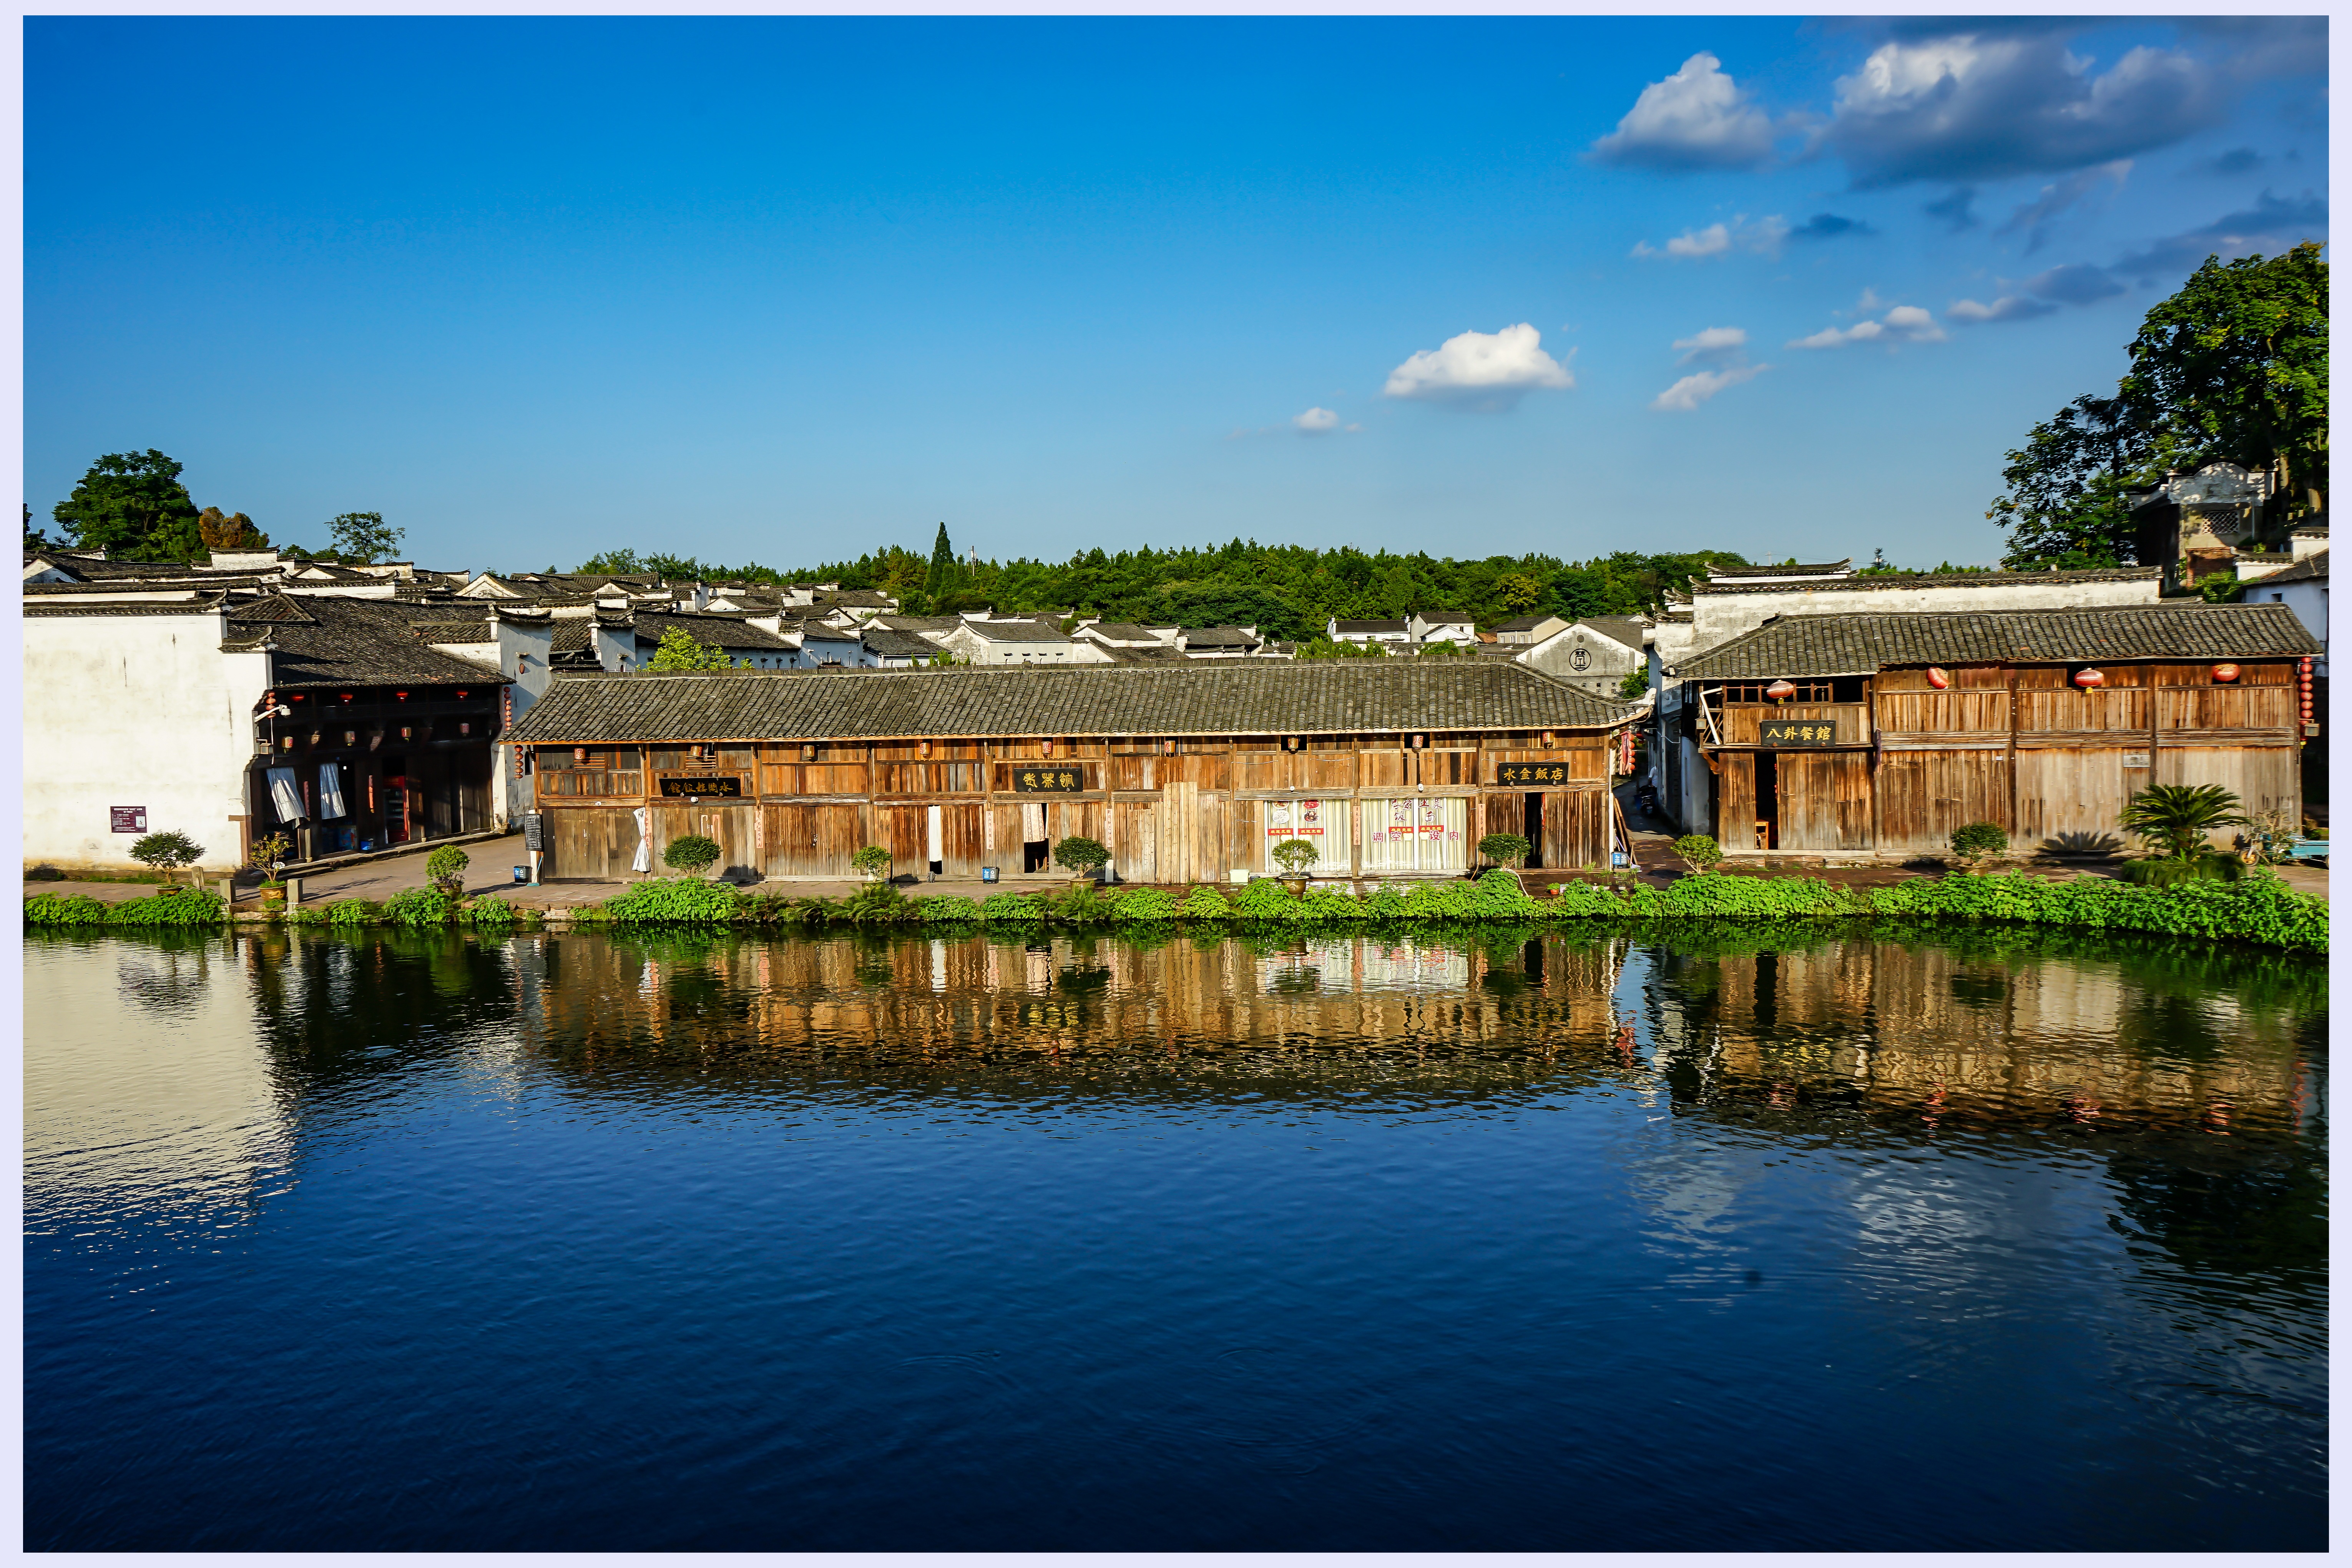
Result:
[1674, 604, 2322, 679]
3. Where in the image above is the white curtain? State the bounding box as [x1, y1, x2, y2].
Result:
[316, 764, 348, 821]
[1020, 802, 1048, 842]
[631, 806, 652, 872]
[926, 805, 944, 865]
[265, 767, 304, 822]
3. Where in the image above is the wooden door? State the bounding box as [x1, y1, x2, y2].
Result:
[545, 805, 642, 879]
[1775, 753, 1874, 850]
[1715, 754, 1757, 849]
[761, 802, 865, 878]
[1541, 789, 1605, 869]
[2015, 747, 2144, 856]
[939, 802, 985, 877]
[654, 803, 757, 877]
[1111, 801, 1156, 884]
[1874, 750, 2013, 855]
[877, 804, 928, 875]
[1160, 781, 1198, 884]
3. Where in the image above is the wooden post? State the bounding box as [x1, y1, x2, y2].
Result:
[2006, 665, 2020, 835]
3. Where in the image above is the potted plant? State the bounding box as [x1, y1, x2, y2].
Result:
[1268, 837, 1319, 896]
[1669, 834, 1721, 877]
[1053, 835, 1111, 889]
[850, 844, 894, 884]
[664, 833, 722, 878]
[2117, 784, 2247, 885]
[1948, 821, 2009, 873]
[129, 829, 205, 888]
[1478, 831, 1531, 889]
[425, 844, 470, 899]
[247, 832, 292, 909]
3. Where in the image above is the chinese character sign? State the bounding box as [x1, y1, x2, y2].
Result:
[1495, 763, 1569, 785]
[1013, 767, 1085, 793]
[1759, 720, 1837, 747]
[1266, 799, 1326, 839]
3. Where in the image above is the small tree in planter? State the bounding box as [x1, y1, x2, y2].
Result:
[664, 834, 721, 877]
[1053, 835, 1111, 887]
[1670, 834, 1721, 876]
[1478, 831, 1531, 874]
[425, 844, 470, 897]
[1948, 821, 2009, 872]
[247, 832, 292, 906]
[850, 844, 894, 883]
[1268, 837, 1319, 893]
[129, 830, 205, 887]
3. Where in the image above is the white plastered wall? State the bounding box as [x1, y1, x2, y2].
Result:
[23, 608, 271, 873]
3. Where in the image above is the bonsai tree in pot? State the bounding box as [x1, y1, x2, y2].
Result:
[425, 844, 470, 898]
[2117, 784, 2247, 885]
[1053, 835, 1111, 888]
[247, 832, 292, 907]
[1669, 834, 1721, 877]
[1268, 837, 1319, 895]
[850, 844, 894, 883]
[129, 830, 205, 888]
[1948, 821, 2009, 873]
[1478, 831, 1532, 889]
[664, 834, 722, 878]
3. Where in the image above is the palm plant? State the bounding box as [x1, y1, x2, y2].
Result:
[2119, 784, 2245, 862]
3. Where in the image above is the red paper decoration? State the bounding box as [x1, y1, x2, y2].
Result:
[1925, 667, 1950, 690]
[2072, 668, 2105, 689]
[1765, 679, 1796, 702]
[2211, 663, 2241, 683]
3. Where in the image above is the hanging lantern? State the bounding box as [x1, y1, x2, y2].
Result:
[1410, 734, 1424, 750]
[802, 744, 817, 762]
[574, 747, 589, 763]
[2073, 668, 2105, 689]
[1765, 679, 1796, 702]
[919, 739, 933, 759]
[1541, 731, 1556, 749]
[400, 726, 413, 741]
[1041, 738, 1055, 757]
[1284, 736, 1298, 751]
[343, 730, 356, 746]
[2211, 663, 2241, 684]
[1925, 667, 1950, 690]
[459, 722, 472, 736]
[280, 735, 295, 751]
[1163, 739, 1177, 755]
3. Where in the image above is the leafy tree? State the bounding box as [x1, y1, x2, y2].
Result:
[1266, 838, 1319, 877]
[646, 626, 736, 670]
[1670, 834, 1722, 875]
[128, 830, 206, 883]
[24, 504, 53, 551]
[196, 507, 268, 553]
[1617, 667, 1651, 699]
[52, 450, 203, 561]
[664, 834, 721, 874]
[577, 548, 647, 575]
[1478, 832, 1531, 869]
[2120, 784, 2246, 862]
[1992, 243, 2327, 567]
[850, 844, 894, 880]
[1948, 821, 2010, 871]
[1496, 573, 1543, 612]
[1053, 835, 1112, 880]
[327, 512, 404, 564]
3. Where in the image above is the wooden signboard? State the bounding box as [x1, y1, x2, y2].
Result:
[1759, 719, 1839, 747]
[1012, 767, 1086, 793]
[1496, 762, 1570, 786]
[657, 776, 744, 797]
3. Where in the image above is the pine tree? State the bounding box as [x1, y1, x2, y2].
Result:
[924, 522, 955, 600]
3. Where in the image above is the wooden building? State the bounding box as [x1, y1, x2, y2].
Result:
[1666, 603, 2322, 855]
[503, 661, 1637, 882]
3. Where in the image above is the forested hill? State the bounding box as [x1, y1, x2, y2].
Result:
[574, 540, 1750, 639]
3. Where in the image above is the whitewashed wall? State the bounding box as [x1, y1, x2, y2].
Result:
[23, 608, 270, 873]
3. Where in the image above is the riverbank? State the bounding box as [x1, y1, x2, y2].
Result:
[25, 866, 2329, 955]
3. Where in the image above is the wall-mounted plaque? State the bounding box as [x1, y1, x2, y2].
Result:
[657, 776, 744, 797]
[110, 806, 147, 833]
[1013, 767, 1085, 793]
[1496, 763, 1569, 785]
[1759, 720, 1838, 747]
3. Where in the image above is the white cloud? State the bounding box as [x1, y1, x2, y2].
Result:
[1382, 324, 1574, 411]
[1672, 326, 1748, 364]
[1588, 51, 1777, 171]
[1651, 363, 1767, 412]
[1825, 31, 2220, 187]
[1788, 302, 1945, 349]
[1293, 407, 1340, 434]
[1948, 295, 2057, 323]
[1996, 160, 2131, 251]
[1633, 214, 1790, 261]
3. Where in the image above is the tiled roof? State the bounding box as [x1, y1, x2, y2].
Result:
[1674, 604, 2322, 679]
[1572, 617, 1647, 650]
[412, 619, 498, 644]
[1415, 610, 1475, 623]
[2251, 549, 2328, 586]
[1332, 619, 1409, 634]
[1496, 614, 1560, 631]
[1691, 566, 2161, 597]
[23, 552, 210, 581]
[862, 628, 946, 659]
[869, 613, 963, 633]
[1182, 625, 1261, 646]
[549, 621, 600, 653]
[1076, 621, 1162, 642]
[634, 611, 796, 651]
[1708, 560, 1852, 577]
[508, 659, 1634, 745]
[223, 595, 514, 688]
[952, 619, 1071, 643]
[1098, 644, 1193, 665]
[2290, 517, 2329, 537]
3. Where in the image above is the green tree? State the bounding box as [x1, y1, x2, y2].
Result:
[646, 626, 736, 670]
[196, 507, 268, 553]
[52, 450, 203, 561]
[24, 504, 52, 551]
[924, 522, 956, 600]
[1991, 243, 2327, 566]
[1496, 572, 1543, 612]
[2120, 783, 2246, 862]
[327, 512, 404, 564]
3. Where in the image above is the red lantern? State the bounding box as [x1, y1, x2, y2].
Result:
[2211, 663, 2241, 683]
[2073, 668, 2105, 689]
[574, 747, 588, 763]
[1925, 667, 1950, 690]
[1765, 679, 1796, 702]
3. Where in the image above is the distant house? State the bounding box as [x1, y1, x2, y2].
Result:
[860, 628, 944, 669]
[1409, 610, 1477, 648]
[932, 618, 1101, 665]
[1492, 613, 1569, 646]
[1327, 617, 1410, 649]
[633, 611, 802, 669]
[1178, 625, 1265, 659]
[1519, 618, 1647, 700]
[1071, 620, 1175, 651]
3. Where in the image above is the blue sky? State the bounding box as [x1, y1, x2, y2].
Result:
[24, 16, 2328, 573]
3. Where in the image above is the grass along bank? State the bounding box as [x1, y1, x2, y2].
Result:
[25, 866, 2328, 956]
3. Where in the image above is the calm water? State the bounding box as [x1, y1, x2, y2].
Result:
[25, 922, 2327, 1551]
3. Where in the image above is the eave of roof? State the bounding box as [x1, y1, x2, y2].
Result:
[1672, 603, 2321, 679]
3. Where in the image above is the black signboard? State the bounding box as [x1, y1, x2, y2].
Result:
[1013, 766, 1086, 793]
[1496, 762, 1570, 786]
[1759, 719, 1839, 747]
[658, 775, 744, 797]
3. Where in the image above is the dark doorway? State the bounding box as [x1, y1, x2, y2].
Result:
[1756, 751, 1781, 852]
[1023, 839, 1051, 873]
[1523, 793, 1545, 868]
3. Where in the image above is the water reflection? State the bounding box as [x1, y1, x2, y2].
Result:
[23, 923, 2326, 1552]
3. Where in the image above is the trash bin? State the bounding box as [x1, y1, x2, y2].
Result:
[512, 866, 529, 884]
